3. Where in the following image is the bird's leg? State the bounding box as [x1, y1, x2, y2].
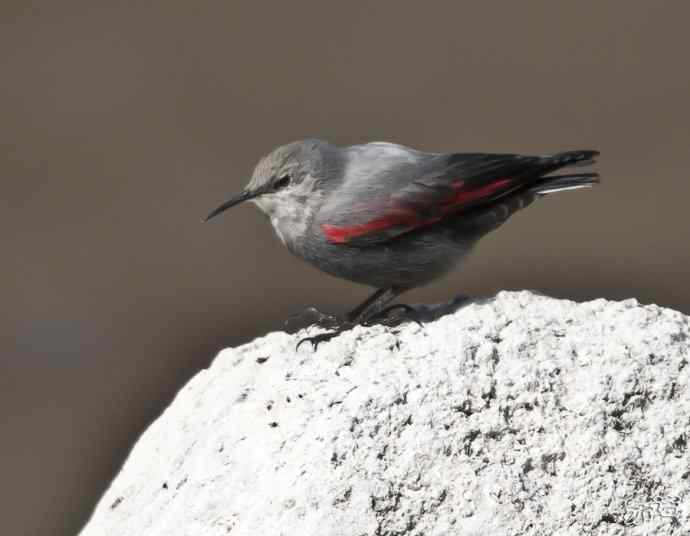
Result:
[297, 287, 404, 350]
[346, 287, 401, 323]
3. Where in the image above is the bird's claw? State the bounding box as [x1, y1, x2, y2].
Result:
[296, 327, 351, 350]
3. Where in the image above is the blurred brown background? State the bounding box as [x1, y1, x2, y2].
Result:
[2, 1, 689, 534]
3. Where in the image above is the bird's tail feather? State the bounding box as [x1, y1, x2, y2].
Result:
[546, 150, 599, 168]
[530, 173, 600, 195]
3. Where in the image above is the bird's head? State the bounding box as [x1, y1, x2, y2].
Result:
[204, 139, 338, 244]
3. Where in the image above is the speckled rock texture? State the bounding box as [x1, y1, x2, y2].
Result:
[80, 291, 690, 536]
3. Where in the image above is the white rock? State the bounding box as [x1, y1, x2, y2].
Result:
[80, 291, 690, 536]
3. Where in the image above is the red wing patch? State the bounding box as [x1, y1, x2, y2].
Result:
[322, 177, 513, 245]
[446, 178, 512, 206]
[321, 208, 420, 244]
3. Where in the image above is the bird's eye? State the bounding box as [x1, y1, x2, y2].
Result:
[274, 175, 291, 190]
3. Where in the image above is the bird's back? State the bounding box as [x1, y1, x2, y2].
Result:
[300, 142, 598, 288]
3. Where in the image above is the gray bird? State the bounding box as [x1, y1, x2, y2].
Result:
[205, 139, 599, 346]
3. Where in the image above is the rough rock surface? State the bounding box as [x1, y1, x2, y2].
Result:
[80, 291, 690, 536]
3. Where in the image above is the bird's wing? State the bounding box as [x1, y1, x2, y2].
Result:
[317, 143, 595, 247]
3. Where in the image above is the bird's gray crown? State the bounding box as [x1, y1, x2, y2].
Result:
[246, 139, 328, 193]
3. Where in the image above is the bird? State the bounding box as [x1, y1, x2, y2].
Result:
[204, 139, 599, 347]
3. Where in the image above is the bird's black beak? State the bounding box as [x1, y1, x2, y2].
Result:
[203, 189, 259, 222]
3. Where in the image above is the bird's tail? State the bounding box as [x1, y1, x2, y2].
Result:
[530, 150, 600, 195]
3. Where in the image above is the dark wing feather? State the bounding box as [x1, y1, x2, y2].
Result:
[318, 145, 596, 247]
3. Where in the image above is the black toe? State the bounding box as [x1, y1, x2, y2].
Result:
[296, 330, 344, 350]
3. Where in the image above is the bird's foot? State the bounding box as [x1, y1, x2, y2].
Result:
[364, 303, 422, 327]
[296, 304, 422, 351]
[284, 307, 344, 333]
